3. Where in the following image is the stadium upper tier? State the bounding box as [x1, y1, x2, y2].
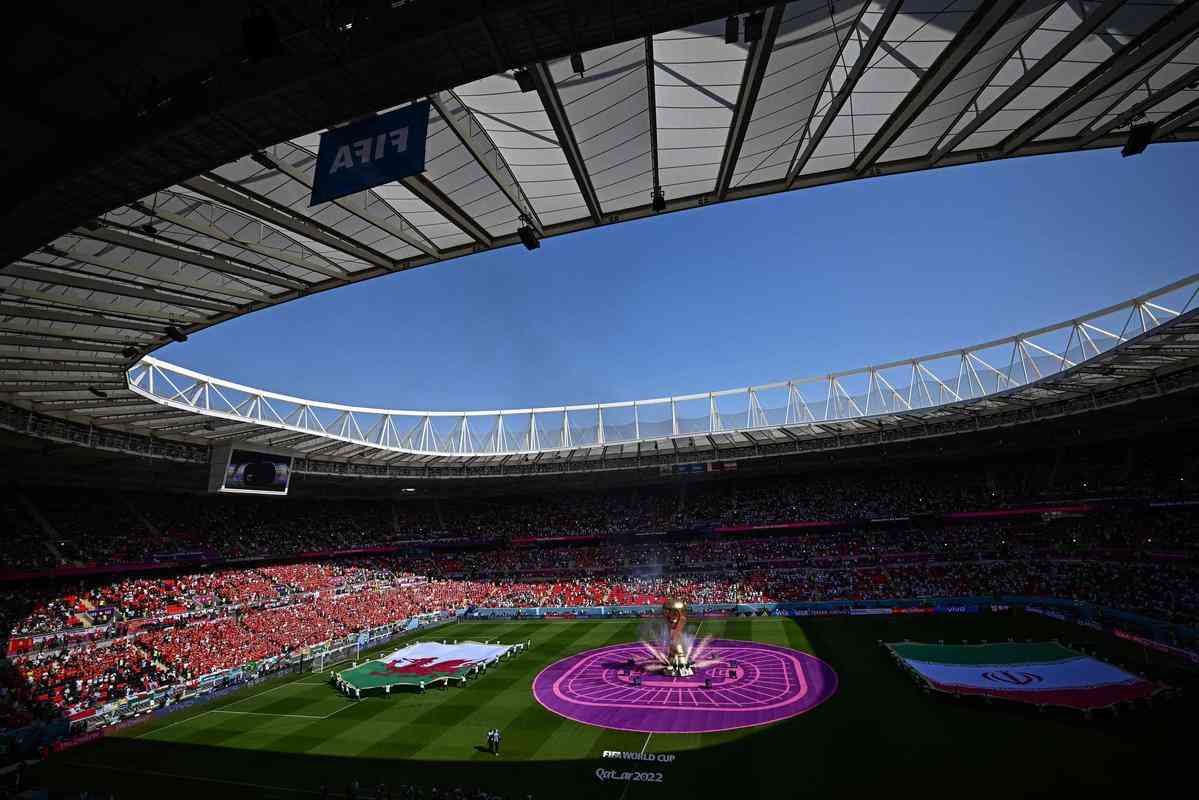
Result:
[3, 0, 1199, 463]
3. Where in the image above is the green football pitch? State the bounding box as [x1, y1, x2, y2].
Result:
[30, 612, 1193, 799]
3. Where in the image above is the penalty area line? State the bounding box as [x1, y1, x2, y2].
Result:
[319, 700, 361, 720]
[211, 709, 327, 720]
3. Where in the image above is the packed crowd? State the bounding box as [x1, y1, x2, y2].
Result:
[0, 507, 1193, 722]
[9, 464, 1185, 572]
[17, 640, 173, 714]
[4, 512, 1195, 638]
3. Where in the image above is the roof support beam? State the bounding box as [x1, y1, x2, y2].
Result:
[257, 432, 320, 449]
[258, 151, 441, 258]
[31, 397, 156, 411]
[136, 417, 223, 434]
[430, 90, 544, 234]
[0, 303, 165, 332]
[1000, 3, 1199, 155]
[931, 0, 1127, 165]
[529, 61, 604, 224]
[1154, 95, 1199, 138]
[30, 247, 268, 303]
[927, 1, 1067, 159]
[853, 0, 1027, 174]
[76, 226, 305, 291]
[1081, 62, 1199, 146]
[302, 439, 362, 457]
[0, 335, 127, 354]
[400, 174, 494, 246]
[99, 410, 196, 424]
[182, 175, 404, 274]
[716, 4, 784, 200]
[1073, 38, 1199, 145]
[0, 361, 125, 374]
[5, 264, 237, 314]
[0, 284, 200, 324]
[0, 323, 152, 347]
[645, 36, 662, 195]
[787, 0, 904, 186]
[0, 383, 128, 395]
[140, 202, 349, 279]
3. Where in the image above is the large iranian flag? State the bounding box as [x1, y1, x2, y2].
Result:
[888, 641, 1160, 710]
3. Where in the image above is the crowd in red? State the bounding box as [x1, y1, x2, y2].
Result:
[1, 456, 1195, 725]
[0, 506, 1194, 721]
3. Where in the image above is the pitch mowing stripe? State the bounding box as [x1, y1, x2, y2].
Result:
[354, 622, 607, 761]
[260, 621, 579, 760]
[783, 619, 815, 654]
[458, 621, 636, 761]
[123, 622, 447, 741]
[397, 621, 609, 759]
[748, 617, 792, 649]
[528, 622, 646, 762]
[237, 691, 347, 718]
[169, 712, 277, 750]
[133, 709, 217, 740]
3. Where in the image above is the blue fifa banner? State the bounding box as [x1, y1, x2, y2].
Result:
[310, 102, 430, 206]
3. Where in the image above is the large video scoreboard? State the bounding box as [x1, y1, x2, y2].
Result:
[207, 443, 294, 496]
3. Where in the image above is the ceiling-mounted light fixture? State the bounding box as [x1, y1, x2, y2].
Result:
[1121, 123, 1156, 157]
[745, 11, 765, 43]
[517, 224, 540, 251]
[724, 16, 740, 44]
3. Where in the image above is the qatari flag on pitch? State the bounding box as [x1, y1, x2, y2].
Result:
[888, 641, 1161, 711]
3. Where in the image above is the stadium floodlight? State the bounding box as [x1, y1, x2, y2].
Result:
[517, 224, 540, 251]
[745, 10, 764, 43]
[570, 52, 585, 76]
[513, 68, 535, 93]
[165, 326, 188, 343]
[724, 16, 740, 44]
[88, 387, 108, 399]
[652, 186, 666, 213]
[1122, 123, 1156, 157]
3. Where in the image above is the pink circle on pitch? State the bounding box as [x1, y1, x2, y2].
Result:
[531, 639, 837, 734]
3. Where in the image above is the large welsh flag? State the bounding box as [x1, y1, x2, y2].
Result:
[888, 641, 1160, 711]
[338, 640, 514, 693]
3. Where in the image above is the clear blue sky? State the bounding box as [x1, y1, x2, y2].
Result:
[159, 143, 1199, 411]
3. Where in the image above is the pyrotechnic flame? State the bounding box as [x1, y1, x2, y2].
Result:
[687, 634, 715, 663]
[640, 640, 669, 666]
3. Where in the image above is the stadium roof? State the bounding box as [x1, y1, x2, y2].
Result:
[2, 0, 1199, 464]
[18, 274, 1199, 468]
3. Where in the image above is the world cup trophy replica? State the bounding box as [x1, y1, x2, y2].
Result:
[662, 598, 694, 676]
